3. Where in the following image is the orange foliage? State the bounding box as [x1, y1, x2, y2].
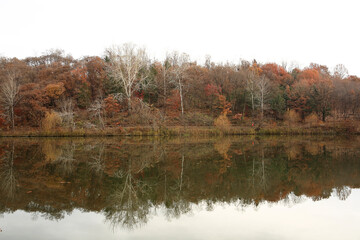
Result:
[249, 60, 263, 76]
[44, 82, 65, 105]
[217, 94, 231, 116]
[18, 83, 47, 126]
[261, 63, 292, 85]
[298, 69, 320, 85]
[71, 66, 88, 85]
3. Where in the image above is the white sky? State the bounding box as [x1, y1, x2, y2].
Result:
[2, 191, 360, 239]
[1, 0, 359, 75]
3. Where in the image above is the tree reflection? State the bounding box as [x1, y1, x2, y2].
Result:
[0, 137, 359, 230]
[165, 152, 192, 219]
[52, 142, 76, 177]
[87, 143, 105, 177]
[0, 142, 17, 199]
[335, 186, 352, 201]
[104, 156, 153, 230]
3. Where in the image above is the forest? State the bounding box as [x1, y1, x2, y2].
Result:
[0, 43, 359, 134]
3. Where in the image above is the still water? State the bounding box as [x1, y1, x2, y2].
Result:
[0, 136, 359, 239]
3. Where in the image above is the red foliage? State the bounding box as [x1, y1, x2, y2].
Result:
[104, 95, 121, 116]
[134, 90, 144, 100]
[166, 90, 181, 117]
[0, 110, 6, 128]
[204, 84, 221, 97]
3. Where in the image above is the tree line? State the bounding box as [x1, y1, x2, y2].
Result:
[1, 43, 359, 130]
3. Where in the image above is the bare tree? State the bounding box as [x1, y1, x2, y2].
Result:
[168, 52, 190, 116]
[58, 98, 75, 129]
[105, 43, 149, 110]
[89, 99, 105, 129]
[0, 72, 21, 129]
[160, 57, 172, 115]
[256, 75, 271, 119]
[246, 70, 257, 111]
[333, 64, 348, 80]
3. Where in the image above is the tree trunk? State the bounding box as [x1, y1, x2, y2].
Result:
[179, 80, 184, 116]
[127, 96, 132, 113]
[163, 69, 167, 115]
[242, 92, 246, 120]
[251, 93, 254, 111]
[11, 105, 15, 130]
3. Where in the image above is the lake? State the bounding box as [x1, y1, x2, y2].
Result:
[0, 136, 359, 239]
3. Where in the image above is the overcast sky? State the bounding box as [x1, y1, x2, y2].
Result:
[1, 0, 359, 75]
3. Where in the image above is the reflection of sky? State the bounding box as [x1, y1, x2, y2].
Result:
[1, 190, 360, 240]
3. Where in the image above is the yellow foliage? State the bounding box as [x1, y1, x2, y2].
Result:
[42, 111, 62, 131]
[214, 114, 231, 131]
[45, 82, 65, 99]
[42, 140, 62, 162]
[214, 139, 232, 156]
[284, 110, 300, 126]
[304, 113, 319, 127]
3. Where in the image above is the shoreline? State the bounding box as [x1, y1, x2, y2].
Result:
[0, 125, 358, 137]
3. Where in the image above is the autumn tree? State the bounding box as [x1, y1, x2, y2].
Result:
[105, 43, 150, 111]
[18, 83, 47, 126]
[71, 65, 91, 108]
[44, 82, 65, 107]
[261, 63, 292, 87]
[183, 64, 211, 110]
[308, 78, 333, 121]
[104, 95, 121, 118]
[0, 72, 21, 129]
[83, 56, 107, 101]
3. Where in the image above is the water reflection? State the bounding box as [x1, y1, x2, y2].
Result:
[0, 136, 359, 231]
[0, 142, 17, 199]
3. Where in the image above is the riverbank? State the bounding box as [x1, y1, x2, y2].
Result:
[0, 122, 358, 137]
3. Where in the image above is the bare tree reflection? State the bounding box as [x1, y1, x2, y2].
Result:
[104, 157, 152, 230]
[335, 186, 352, 200]
[0, 142, 17, 199]
[52, 143, 76, 176]
[87, 143, 105, 177]
[247, 146, 269, 205]
[165, 152, 191, 219]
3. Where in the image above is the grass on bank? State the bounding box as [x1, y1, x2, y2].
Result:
[0, 120, 359, 137]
